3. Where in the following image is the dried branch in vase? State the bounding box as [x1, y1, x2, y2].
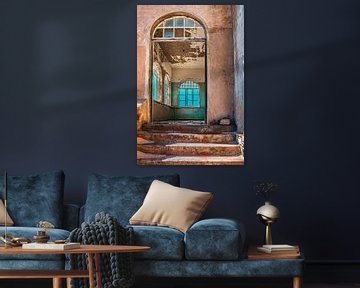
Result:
[253, 181, 279, 201]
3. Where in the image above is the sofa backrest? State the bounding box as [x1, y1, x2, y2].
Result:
[63, 203, 80, 231]
[0, 170, 65, 228]
[82, 173, 180, 226]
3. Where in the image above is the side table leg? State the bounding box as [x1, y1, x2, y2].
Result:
[88, 253, 95, 288]
[53, 278, 62, 288]
[95, 253, 103, 288]
[293, 276, 302, 288]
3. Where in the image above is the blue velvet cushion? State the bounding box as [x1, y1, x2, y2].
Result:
[184, 218, 245, 260]
[0, 171, 65, 227]
[84, 173, 180, 225]
[0, 227, 70, 261]
[130, 225, 184, 260]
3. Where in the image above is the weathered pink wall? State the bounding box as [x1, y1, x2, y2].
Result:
[233, 5, 245, 133]
[137, 5, 235, 124]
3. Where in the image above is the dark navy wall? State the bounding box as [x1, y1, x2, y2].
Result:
[1, 0, 360, 262]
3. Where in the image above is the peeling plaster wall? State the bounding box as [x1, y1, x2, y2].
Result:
[171, 68, 205, 83]
[162, 62, 172, 79]
[154, 42, 172, 79]
[137, 5, 235, 124]
[233, 6, 245, 133]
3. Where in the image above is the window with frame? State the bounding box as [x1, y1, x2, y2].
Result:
[153, 16, 205, 39]
[164, 74, 171, 105]
[179, 81, 200, 107]
[152, 69, 159, 101]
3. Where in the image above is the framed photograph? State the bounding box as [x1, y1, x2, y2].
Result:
[137, 5, 244, 165]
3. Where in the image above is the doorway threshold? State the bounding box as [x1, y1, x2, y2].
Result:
[152, 120, 206, 125]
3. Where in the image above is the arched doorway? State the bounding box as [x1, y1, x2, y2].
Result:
[151, 15, 206, 123]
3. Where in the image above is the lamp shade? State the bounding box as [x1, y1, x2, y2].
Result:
[256, 201, 280, 221]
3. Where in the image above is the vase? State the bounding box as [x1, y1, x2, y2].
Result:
[33, 230, 50, 243]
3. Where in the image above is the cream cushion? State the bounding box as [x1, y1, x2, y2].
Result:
[130, 180, 213, 233]
[0, 199, 14, 226]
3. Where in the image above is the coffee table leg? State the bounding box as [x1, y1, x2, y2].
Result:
[293, 276, 302, 288]
[95, 253, 102, 288]
[66, 277, 72, 288]
[52, 278, 62, 288]
[88, 253, 95, 288]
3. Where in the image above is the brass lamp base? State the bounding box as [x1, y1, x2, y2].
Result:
[265, 223, 272, 245]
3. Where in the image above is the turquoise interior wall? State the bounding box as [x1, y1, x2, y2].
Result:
[152, 101, 174, 121]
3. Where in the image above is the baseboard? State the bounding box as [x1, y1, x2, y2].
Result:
[305, 261, 360, 282]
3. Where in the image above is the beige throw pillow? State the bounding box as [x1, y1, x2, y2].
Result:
[130, 180, 213, 233]
[0, 199, 14, 226]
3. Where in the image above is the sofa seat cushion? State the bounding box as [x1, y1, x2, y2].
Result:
[185, 218, 245, 260]
[130, 225, 184, 260]
[0, 170, 65, 227]
[84, 174, 180, 226]
[0, 227, 70, 261]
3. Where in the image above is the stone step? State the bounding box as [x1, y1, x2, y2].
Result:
[137, 142, 242, 157]
[138, 131, 237, 144]
[137, 151, 244, 166]
[142, 123, 236, 134]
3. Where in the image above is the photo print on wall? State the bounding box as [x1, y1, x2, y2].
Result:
[137, 5, 244, 165]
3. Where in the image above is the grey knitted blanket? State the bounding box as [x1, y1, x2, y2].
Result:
[68, 212, 134, 288]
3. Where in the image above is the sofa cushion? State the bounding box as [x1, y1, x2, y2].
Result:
[0, 199, 14, 226]
[0, 227, 69, 261]
[185, 218, 245, 260]
[84, 173, 180, 225]
[130, 180, 213, 233]
[0, 171, 65, 227]
[130, 225, 184, 260]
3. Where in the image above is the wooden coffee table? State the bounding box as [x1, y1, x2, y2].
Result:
[0, 244, 150, 288]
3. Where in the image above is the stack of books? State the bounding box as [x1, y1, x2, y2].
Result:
[248, 244, 300, 260]
[257, 244, 299, 255]
[22, 242, 80, 250]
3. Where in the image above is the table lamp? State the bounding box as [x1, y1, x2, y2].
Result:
[256, 201, 280, 245]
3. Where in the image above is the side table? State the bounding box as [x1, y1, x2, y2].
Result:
[247, 245, 304, 288]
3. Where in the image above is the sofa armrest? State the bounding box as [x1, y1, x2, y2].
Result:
[184, 218, 245, 260]
[63, 204, 80, 231]
[79, 205, 85, 224]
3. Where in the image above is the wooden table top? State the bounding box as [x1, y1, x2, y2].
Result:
[0, 245, 150, 255]
[247, 245, 301, 260]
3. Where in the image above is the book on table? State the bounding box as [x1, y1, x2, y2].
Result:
[257, 244, 299, 254]
[22, 242, 80, 250]
[248, 245, 300, 260]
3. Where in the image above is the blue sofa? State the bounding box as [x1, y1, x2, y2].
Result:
[81, 173, 304, 283]
[0, 171, 303, 287]
[0, 171, 79, 270]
